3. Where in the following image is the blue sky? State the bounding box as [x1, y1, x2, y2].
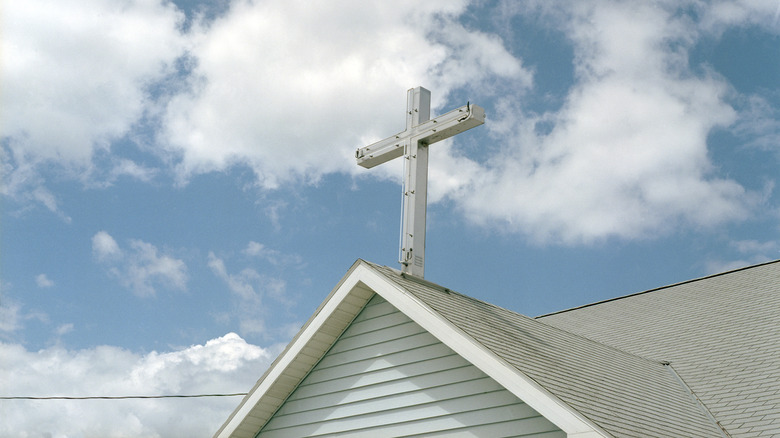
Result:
[2, 0, 779, 436]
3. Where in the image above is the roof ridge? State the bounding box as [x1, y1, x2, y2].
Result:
[536, 258, 780, 318]
[361, 261, 510, 311]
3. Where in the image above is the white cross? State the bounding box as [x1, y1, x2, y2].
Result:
[356, 86, 485, 278]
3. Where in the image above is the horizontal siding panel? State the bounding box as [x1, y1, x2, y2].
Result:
[358, 417, 563, 438]
[261, 403, 551, 438]
[402, 419, 567, 438]
[267, 387, 525, 430]
[279, 376, 501, 414]
[304, 343, 457, 384]
[288, 362, 478, 401]
[341, 310, 414, 338]
[302, 350, 467, 386]
[277, 376, 503, 416]
[349, 296, 395, 319]
[314, 331, 439, 369]
[326, 321, 426, 354]
[257, 295, 561, 438]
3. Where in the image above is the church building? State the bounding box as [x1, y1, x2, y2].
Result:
[214, 258, 780, 437]
[215, 87, 779, 436]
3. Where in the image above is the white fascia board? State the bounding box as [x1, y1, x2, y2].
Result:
[355, 266, 611, 438]
[215, 261, 371, 438]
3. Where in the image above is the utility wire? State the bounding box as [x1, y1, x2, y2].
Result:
[0, 393, 247, 400]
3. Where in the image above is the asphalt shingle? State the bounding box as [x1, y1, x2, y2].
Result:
[538, 260, 780, 437]
[366, 261, 726, 437]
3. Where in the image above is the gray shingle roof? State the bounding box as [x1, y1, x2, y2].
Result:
[365, 261, 726, 437]
[218, 259, 780, 438]
[537, 260, 780, 437]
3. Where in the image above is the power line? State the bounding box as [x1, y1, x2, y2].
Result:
[0, 393, 247, 400]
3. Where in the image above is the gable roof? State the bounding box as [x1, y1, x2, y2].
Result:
[538, 259, 780, 437]
[215, 259, 734, 437]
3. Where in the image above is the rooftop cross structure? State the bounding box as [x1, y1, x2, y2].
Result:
[356, 87, 485, 278]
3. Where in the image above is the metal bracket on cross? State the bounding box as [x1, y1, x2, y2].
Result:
[356, 86, 485, 278]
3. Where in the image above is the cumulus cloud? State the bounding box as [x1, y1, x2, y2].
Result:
[92, 231, 188, 296]
[0, 0, 185, 166]
[426, 1, 767, 243]
[35, 274, 54, 288]
[2, 0, 777, 246]
[0, 0, 186, 220]
[0, 333, 273, 438]
[92, 230, 122, 261]
[162, 0, 529, 187]
[699, 0, 780, 32]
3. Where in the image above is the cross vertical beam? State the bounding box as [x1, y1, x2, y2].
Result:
[356, 87, 485, 278]
[402, 87, 430, 277]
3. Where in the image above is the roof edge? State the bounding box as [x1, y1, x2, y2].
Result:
[213, 259, 373, 438]
[537, 258, 780, 319]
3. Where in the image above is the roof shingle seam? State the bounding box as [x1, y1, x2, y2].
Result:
[665, 362, 731, 438]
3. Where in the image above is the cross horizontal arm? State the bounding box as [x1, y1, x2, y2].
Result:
[356, 103, 485, 169]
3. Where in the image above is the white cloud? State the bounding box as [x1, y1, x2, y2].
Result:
[95, 158, 159, 187]
[0, 0, 185, 167]
[92, 231, 121, 261]
[125, 240, 189, 296]
[0, 295, 49, 339]
[0, 148, 71, 220]
[162, 0, 529, 188]
[92, 232, 188, 297]
[208, 252, 260, 302]
[35, 274, 54, 288]
[244, 241, 304, 267]
[706, 238, 780, 273]
[0, 334, 273, 438]
[0, 0, 184, 218]
[732, 239, 780, 254]
[55, 323, 75, 336]
[733, 95, 780, 152]
[2, 0, 776, 246]
[699, 0, 780, 32]
[0, 301, 23, 334]
[207, 251, 295, 338]
[427, 1, 764, 243]
[243, 241, 269, 258]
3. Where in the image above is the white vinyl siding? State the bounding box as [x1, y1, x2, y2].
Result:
[256, 295, 564, 438]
